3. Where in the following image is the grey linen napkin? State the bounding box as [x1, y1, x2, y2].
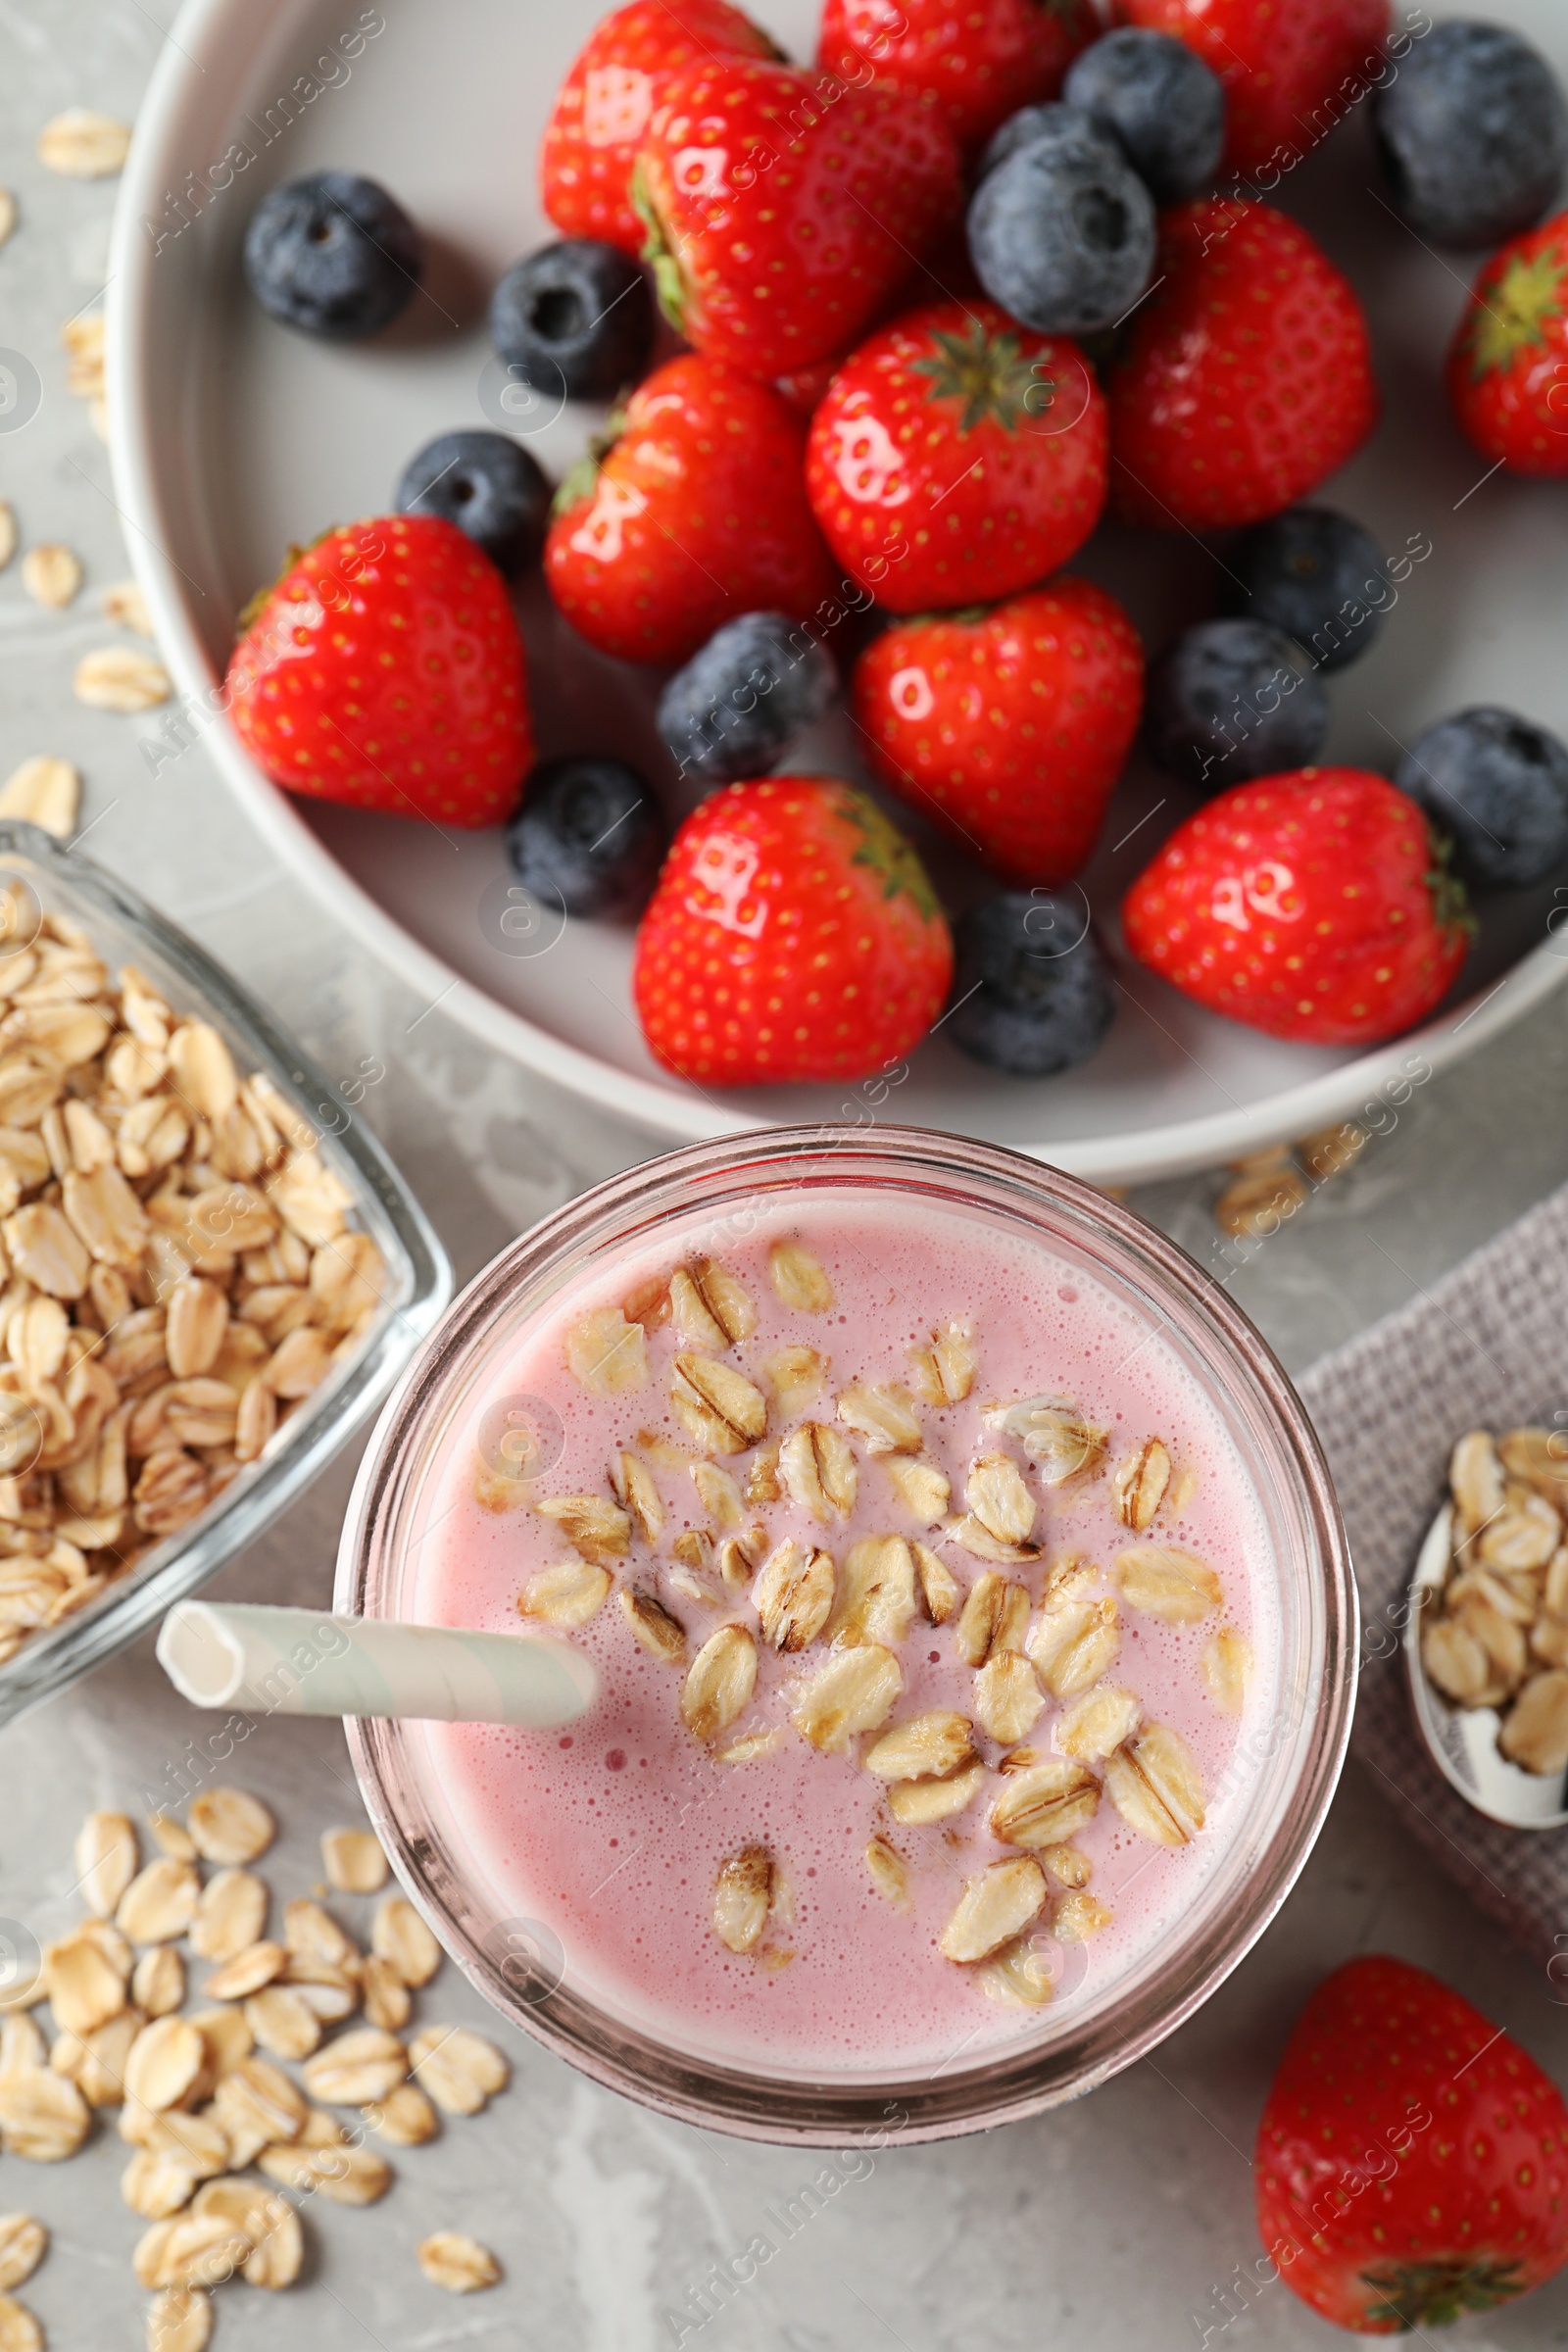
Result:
[1297, 1181, 1568, 1966]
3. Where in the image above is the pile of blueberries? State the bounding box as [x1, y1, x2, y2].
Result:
[239, 14, 1568, 1082]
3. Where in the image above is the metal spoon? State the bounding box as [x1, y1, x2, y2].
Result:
[1403, 1501, 1568, 1830]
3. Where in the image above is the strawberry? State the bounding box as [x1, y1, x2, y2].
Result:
[817, 0, 1098, 158]
[1447, 210, 1568, 478]
[226, 515, 532, 828]
[633, 60, 962, 379]
[1114, 0, 1392, 178]
[1109, 199, 1378, 533]
[853, 579, 1144, 883]
[806, 300, 1108, 613]
[539, 0, 781, 258]
[1255, 1955, 1568, 2335]
[1121, 767, 1472, 1046]
[544, 353, 837, 667]
[633, 778, 954, 1083]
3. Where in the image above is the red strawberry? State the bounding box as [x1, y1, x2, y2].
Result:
[1109, 199, 1378, 532]
[633, 778, 953, 1083]
[1121, 767, 1471, 1046]
[540, 0, 781, 257]
[544, 354, 837, 667]
[1115, 0, 1392, 178]
[226, 515, 532, 828]
[633, 60, 961, 379]
[817, 0, 1098, 157]
[1255, 1955, 1568, 2334]
[806, 301, 1108, 613]
[1447, 211, 1568, 478]
[853, 579, 1144, 883]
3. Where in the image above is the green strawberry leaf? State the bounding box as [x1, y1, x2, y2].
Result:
[1465, 242, 1568, 380]
[1422, 826, 1477, 943]
[833, 786, 942, 922]
[909, 316, 1052, 436]
[550, 407, 630, 517]
[1359, 2257, 1526, 2330]
[632, 160, 690, 336]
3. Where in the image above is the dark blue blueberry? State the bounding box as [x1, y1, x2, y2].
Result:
[490, 241, 654, 404]
[394, 432, 552, 576]
[505, 757, 667, 921]
[1395, 707, 1568, 889]
[1062, 28, 1225, 207]
[966, 125, 1156, 338]
[1374, 21, 1568, 248]
[1228, 506, 1389, 673]
[947, 893, 1114, 1078]
[1146, 620, 1330, 789]
[658, 612, 838, 788]
[243, 172, 422, 340]
[974, 101, 1122, 187]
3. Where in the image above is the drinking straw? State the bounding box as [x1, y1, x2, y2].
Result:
[157, 1600, 598, 1727]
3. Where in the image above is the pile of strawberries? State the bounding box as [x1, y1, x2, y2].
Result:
[225, 0, 1567, 1090]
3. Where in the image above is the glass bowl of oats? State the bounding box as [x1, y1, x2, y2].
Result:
[0, 820, 449, 1724]
[339, 1126, 1354, 2143]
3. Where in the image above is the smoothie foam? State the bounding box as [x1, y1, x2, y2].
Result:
[415, 1194, 1277, 2077]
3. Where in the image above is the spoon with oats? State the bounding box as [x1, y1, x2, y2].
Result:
[1405, 1427, 1568, 1831]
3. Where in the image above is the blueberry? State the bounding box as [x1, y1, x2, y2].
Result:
[966, 126, 1156, 338]
[505, 757, 668, 921]
[1395, 708, 1568, 889]
[1062, 29, 1225, 207]
[490, 241, 655, 404]
[395, 432, 552, 576]
[1146, 620, 1330, 789]
[243, 172, 422, 340]
[947, 893, 1114, 1078]
[659, 613, 838, 788]
[1374, 21, 1568, 248]
[1227, 507, 1389, 674]
[974, 101, 1123, 187]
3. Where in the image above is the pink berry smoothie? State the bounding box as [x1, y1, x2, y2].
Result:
[412, 1194, 1276, 2078]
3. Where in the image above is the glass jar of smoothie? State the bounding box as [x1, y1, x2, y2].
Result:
[337, 1128, 1355, 2145]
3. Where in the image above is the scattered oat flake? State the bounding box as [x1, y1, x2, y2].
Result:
[364, 2082, 438, 2145]
[61, 315, 104, 398]
[21, 545, 81, 611]
[74, 647, 172, 713]
[103, 578, 153, 635]
[0, 757, 79, 841]
[0, 196, 15, 254]
[37, 108, 131, 176]
[187, 1788, 273, 1866]
[417, 2231, 501, 2293]
[0, 2296, 41, 2352]
[408, 2024, 507, 2116]
[0, 2219, 43, 2293]
[320, 1828, 387, 1894]
[0, 508, 14, 570]
[369, 1894, 440, 1987]
[118, 1859, 199, 1945]
[74, 1808, 137, 1916]
[145, 2285, 211, 2352]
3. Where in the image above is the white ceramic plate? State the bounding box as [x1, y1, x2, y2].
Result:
[109, 0, 1568, 1182]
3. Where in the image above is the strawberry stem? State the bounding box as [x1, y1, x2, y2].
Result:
[1359, 2257, 1526, 2329]
[550, 407, 630, 518]
[1423, 825, 1477, 943]
[909, 317, 1054, 437]
[834, 786, 942, 922]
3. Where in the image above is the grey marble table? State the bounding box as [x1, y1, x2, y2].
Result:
[5, 5, 1568, 2347]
